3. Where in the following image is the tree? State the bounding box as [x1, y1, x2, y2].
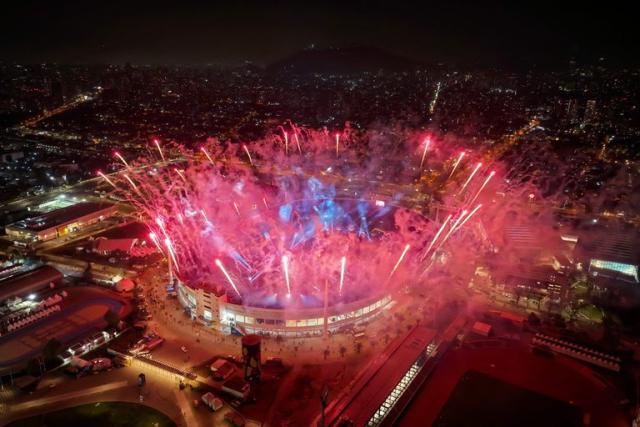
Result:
[42, 338, 63, 363]
[104, 308, 120, 329]
[552, 313, 566, 329]
[527, 312, 541, 326]
[26, 358, 42, 377]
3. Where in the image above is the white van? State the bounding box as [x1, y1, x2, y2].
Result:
[201, 392, 224, 411]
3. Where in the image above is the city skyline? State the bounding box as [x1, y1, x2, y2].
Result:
[1, 4, 639, 427]
[1, 1, 639, 67]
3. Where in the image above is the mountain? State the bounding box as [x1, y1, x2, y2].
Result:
[267, 46, 423, 75]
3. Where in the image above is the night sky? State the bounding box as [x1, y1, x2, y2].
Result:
[1, 1, 638, 67]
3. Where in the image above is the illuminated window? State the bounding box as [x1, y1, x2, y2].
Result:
[367, 342, 438, 426]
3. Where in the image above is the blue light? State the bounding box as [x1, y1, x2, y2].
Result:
[279, 204, 293, 222]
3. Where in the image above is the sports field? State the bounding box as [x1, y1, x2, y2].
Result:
[434, 370, 582, 427]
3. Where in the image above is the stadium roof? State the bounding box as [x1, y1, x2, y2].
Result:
[325, 326, 437, 426]
[575, 230, 639, 266]
[7, 202, 115, 232]
[0, 265, 63, 302]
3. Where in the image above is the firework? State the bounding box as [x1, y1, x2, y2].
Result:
[123, 173, 140, 195]
[294, 132, 302, 154]
[448, 151, 465, 178]
[419, 138, 431, 170]
[388, 244, 411, 281]
[97, 171, 118, 189]
[469, 170, 496, 205]
[148, 232, 163, 253]
[438, 209, 468, 248]
[153, 139, 165, 162]
[164, 237, 181, 272]
[454, 204, 482, 232]
[155, 216, 170, 242]
[339, 255, 347, 294]
[421, 213, 452, 261]
[215, 259, 242, 297]
[243, 144, 254, 166]
[113, 125, 523, 308]
[283, 131, 289, 155]
[175, 168, 187, 182]
[201, 146, 215, 165]
[114, 151, 130, 169]
[282, 255, 291, 297]
[200, 209, 211, 224]
[459, 162, 483, 195]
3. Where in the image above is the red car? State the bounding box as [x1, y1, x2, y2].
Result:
[224, 411, 245, 427]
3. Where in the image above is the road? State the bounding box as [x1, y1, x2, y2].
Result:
[18, 89, 103, 129]
[8, 380, 128, 413]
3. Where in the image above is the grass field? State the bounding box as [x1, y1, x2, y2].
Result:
[434, 370, 583, 427]
[7, 401, 176, 427]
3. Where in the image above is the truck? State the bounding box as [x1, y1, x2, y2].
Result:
[144, 337, 165, 351]
[210, 358, 235, 381]
[221, 378, 250, 401]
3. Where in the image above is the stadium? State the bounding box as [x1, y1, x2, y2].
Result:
[170, 194, 433, 336]
[106, 127, 496, 337]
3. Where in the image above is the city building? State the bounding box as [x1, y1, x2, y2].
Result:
[497, 266, 571, 309]
[575, 231, 639, 284]
[5, 202, 116, 244]
[0, 265, 63, 304]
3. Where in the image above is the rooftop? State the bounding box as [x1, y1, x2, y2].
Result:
[576, 230, 639, 266]
[0, 265, 63, 302]
[6, 202, 115, 232]
[325, 326, 437, 426]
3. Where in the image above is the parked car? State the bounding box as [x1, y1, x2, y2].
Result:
[224, 411, 245, 427]
[201, 392, 224, 412]
[210, 359, 235, 381]
[223, 354, 243, 364]
[90, 358, 113, 371]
